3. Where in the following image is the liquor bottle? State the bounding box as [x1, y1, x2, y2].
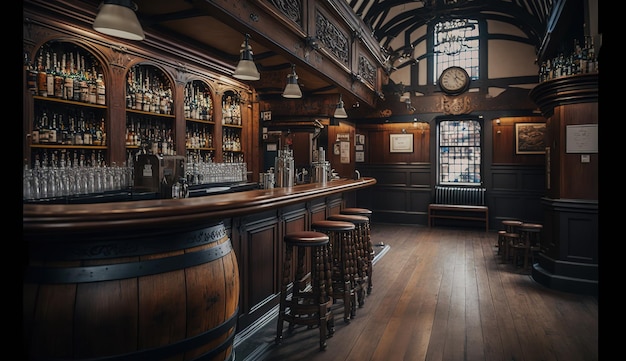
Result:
[54, 52, 64, 99]
[75, 111, 84, 145]
[49, 113, 58, 144]
[45, 51, 54, 98]
[37, 52, 48, 97]
[96, 73, 106, 105]
[72, 52, 81, 101]
[39, 111, 49, 144]
[88, 71, 97, 104]
[31, 115, 40, 144]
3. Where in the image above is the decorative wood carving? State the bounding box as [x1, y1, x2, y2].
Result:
[441, 94, 472, 115]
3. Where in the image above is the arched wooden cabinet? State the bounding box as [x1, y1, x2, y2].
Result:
[23, 18, 256, 201]
[529, 73, 598, 295]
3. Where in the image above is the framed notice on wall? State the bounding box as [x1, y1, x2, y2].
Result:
[390, 134, 413, 153]
[566, 124, 598, 153]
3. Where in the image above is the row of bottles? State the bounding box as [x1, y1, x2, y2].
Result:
[126, 64, 174, 115]
[184, 80, 213, 121]
[222, 91, 242, 125]
[186, 123, 214, 149]
[126, 116, 176, 156]
[26, 43, 105, 105]
[539, 33, 598, 82]
[32, 108, 106, 146]
[222, 128, 241, 152]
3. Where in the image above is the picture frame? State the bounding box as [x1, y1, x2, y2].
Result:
[515, 123, 546, 154]
[390, 133, 414, 153]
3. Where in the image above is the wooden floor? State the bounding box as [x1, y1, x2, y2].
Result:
[241, 224, 598, 361]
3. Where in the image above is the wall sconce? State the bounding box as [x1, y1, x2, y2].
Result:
[495, 118, 501, 133]
[333, 94, 348, 119]
[93, 0, 145, 41]
[233, 34, 260, 81]
[282, 64, 302, 98]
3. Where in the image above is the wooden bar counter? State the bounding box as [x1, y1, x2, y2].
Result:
[22, 177, 376, 360]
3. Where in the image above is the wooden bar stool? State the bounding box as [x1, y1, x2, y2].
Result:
[340, 208, 374, 295]
[327, 214, 370, 307]
[311, 220, 358, 324]
[276, 231, 334, 351]
[501, 220, 523, 261]
[518, 223, 543, 270]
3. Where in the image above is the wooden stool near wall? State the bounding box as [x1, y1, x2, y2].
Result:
[311, 220, 359, 324]
[276, 231, 335, 351]
[518, 223, 543, 270]
[327, 213, 370, 306]
[340, 208, 374, 295]
[501, 220, 523, 261]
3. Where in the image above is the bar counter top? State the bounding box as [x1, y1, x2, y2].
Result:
[23, 177, 376, 236]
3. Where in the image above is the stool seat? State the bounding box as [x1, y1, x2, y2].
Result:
[285, 231, 333, 247]
[340, 208, 373, 217]
[276, 231, 334, 350]
[312, 220, 356, 231]
[312, 220, 359, 323]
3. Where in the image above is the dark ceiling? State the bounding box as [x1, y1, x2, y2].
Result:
[85, 0, 557, 110]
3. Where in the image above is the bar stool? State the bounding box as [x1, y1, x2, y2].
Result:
[327, 214, 370, 306]
[311, 220, 358, 324]
[501, 220, 523, 261]
[276, 231, 335, 351]
[340, 208, 374, 295]
[518, 223, 543, 270]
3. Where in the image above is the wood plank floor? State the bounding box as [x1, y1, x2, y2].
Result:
[238, 224, 598, 361]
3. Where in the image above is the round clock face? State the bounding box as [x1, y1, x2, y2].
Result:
[438, 66, 470, 95]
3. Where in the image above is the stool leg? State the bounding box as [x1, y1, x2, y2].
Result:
[365, 222, 373, 295]
[276, 243, 293, 345]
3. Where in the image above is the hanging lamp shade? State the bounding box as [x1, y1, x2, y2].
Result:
[282, 64, 302, 98]
[333, 94, 348, 118]
[233, 34, 260, 81]
[93, 0, 145, 41]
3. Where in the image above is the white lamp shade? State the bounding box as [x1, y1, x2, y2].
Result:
[233, 60, 260, 80]
[282, 82, 302, 98]
[333, 96, 348, 118]
[93, 3, 145, 41]
[282, 67, 302, 98]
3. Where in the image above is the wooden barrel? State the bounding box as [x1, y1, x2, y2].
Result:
[23, 221, 239, 361]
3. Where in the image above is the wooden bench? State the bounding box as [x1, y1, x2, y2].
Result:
[428, 186, 488, 232]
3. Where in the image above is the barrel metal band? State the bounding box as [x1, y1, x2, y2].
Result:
[24, 240, 233, 284]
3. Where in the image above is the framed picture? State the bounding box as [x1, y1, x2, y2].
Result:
[515, 123, 546, 154]
[390, 133, 413, 153]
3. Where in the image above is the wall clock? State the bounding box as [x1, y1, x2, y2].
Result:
[438, 66, 470, 95]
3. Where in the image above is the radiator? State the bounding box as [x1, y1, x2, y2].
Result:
[434, 186, 486, 206]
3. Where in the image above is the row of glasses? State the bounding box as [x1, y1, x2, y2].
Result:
[23, 162, 134, 201]
[185, 161, 247, 185]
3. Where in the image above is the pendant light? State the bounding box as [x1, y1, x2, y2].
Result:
[333, 94, 348, 118]
[282, 64, 302, 98]
[93, 0, 145, 41]
[233, 34, 261, 81]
